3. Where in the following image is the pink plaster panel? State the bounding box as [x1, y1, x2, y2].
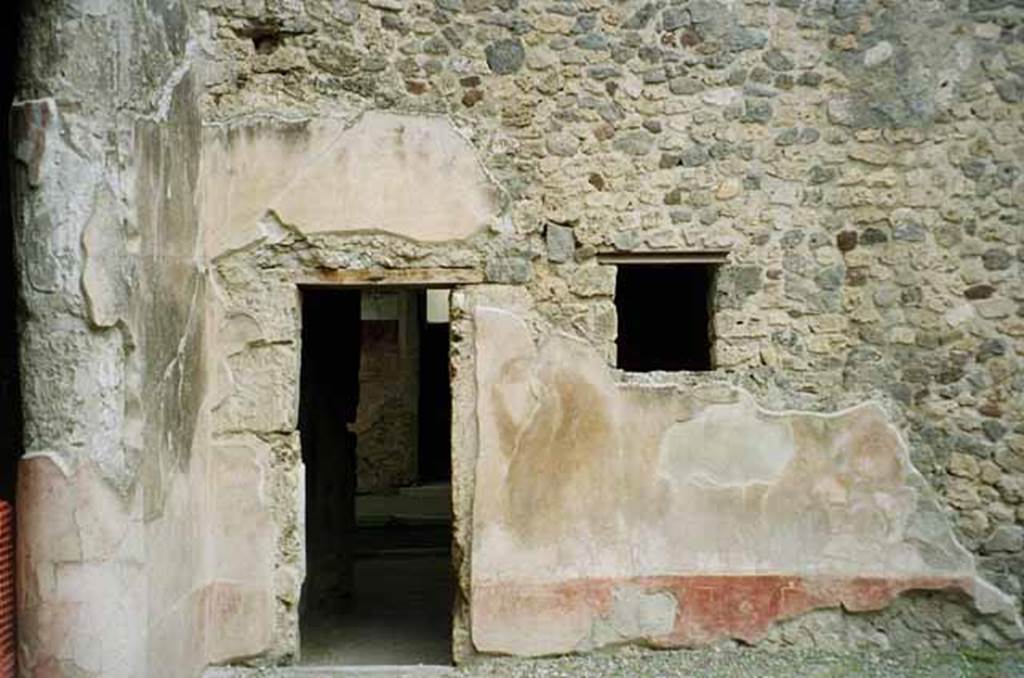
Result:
[16, 457, 145, 677]
[473, 575, 974, 655]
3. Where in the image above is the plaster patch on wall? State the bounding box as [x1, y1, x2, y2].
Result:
[17, 457, 146, 677]
[200, 112, 499, 258]
[585, 586, 679, 650]
[81, 184, 132, 329]
[470, 304, 1023, 656]
[203, 436, 277, 663]
[659, 403, 795, 488]
[211, 344, 298, 434]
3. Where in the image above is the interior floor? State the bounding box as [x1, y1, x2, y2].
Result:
[300, 483, 454, 666]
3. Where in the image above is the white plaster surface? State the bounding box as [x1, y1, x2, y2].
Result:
[200, 113, 499, 258]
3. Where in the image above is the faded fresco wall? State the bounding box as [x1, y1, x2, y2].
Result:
[471, 292, 1021, 655]
[9, 0, 1024, 675]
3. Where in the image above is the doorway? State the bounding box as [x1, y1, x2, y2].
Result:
[298, 286, 454, 666]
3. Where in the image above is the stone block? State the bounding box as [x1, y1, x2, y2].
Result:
[545, 224, 575, 263]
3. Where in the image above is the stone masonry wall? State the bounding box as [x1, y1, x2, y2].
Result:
[353, 291, 420, 492]
[9, 0, 1024, 673]
[194, 0, 1024, 618]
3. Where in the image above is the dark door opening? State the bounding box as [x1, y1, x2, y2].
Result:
[298, 287, 453, 666]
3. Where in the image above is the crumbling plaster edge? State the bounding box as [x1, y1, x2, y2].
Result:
[19, 450, 74, 478]
[150, 39, 200, 123]
[450, 287, 483, 664]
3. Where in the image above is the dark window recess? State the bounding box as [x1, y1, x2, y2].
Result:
[615, 264, 716, 372]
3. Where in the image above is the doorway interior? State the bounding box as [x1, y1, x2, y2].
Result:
[298, 286, 453, 666]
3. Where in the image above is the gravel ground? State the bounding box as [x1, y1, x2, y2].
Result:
[206, 647, 1024, 678]
[465, 647, 1024, 678]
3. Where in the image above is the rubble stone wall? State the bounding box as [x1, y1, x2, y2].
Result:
[9, 0, 1024, 674]
[353, 290, 421, 493]
[193, 0, 1024, 652]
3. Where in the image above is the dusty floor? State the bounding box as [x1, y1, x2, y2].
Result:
[206, 647, 1024, 677]
[301, 483, 454, 667]
[300, 555, 453, 667]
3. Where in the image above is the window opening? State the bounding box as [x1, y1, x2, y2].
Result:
[613, 263, 718, 372]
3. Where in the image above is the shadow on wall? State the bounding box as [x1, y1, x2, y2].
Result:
[0, 0, 24, 506]
[0, 2, 25, 675]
